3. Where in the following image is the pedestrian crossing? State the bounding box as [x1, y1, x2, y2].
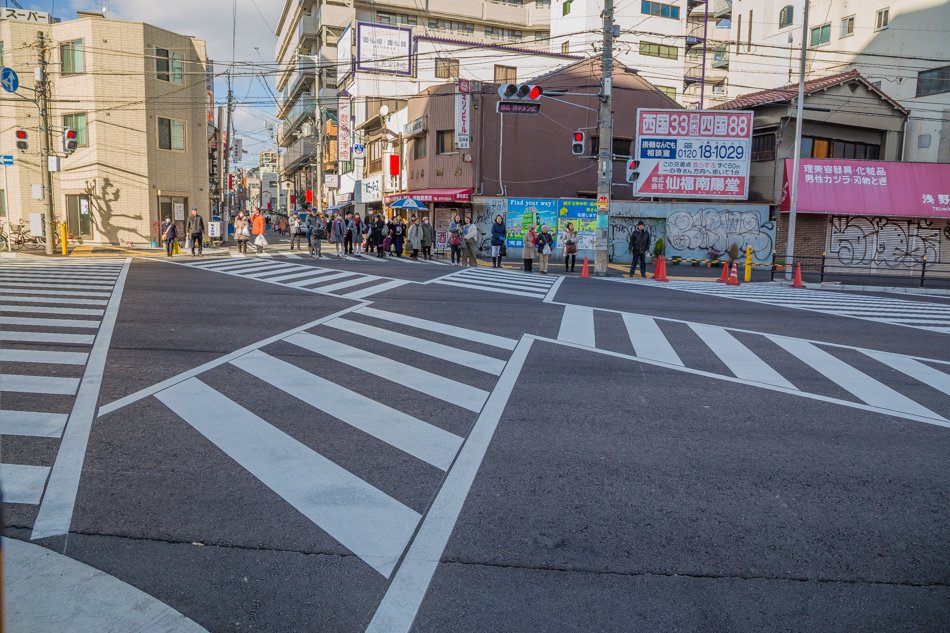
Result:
[554, 305, 950, 427]
[145, 306, 519, 577]
[0, 260, 127, 509]
[175, 256, 410, 300]
[430, 267, 560, 300]
[610, 278, 950, 334]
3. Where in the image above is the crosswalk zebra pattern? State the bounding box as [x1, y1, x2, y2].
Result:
[176, 256, 410, 299]
[431, 267, 560, 300]
[556, 305, 950, 427]
[611, 278, 950, 334]
[0, 260, 127, 507]
[142, 306, 518, 577]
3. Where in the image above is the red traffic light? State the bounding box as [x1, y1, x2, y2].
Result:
[15, 130, 27, 140]
[573, 132, 584, 142]
[65, 129, 77, 140]
[527, 86, 543, 100]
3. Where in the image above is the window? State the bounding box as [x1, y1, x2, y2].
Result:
[641, 1, 680, 20]
[841, 15, 855, 37]
[435, 58, 460, 79]
[778, 5, 793, 28]
[639, 41, 678, 60]
[61, 40, 85, 74]
[63, 113, 88, 146]
[562, 0, 571, 16]
[875, 7, 889, 30]
[536, 0, 551, 6]
[156, 47, 169, 81]
[712, 80, 727, 95]
[802, 136, 880, 160]
[368, 140, 383, 173]
[428, 18, 474, 34]
[171, 51, 184, 82]
[916, 65, 950, 97]
[413, 135, 427, 160]
[590, 136, 632, 157]
[378, 12, 417, 26]
[158, 117, 185, 151]
[561, 41, 570, 54]
[494, 64, 517, 82]
[656, 85, 677, 99]
[536, 31, 550, 42]
[485, 26, 522, 41]
[437, 130, 457, 154]
[751, 133, 775, 161]
[810, 23, 831, 46]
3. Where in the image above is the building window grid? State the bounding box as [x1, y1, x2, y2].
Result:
[435, 58, 460, 79]
[778, 5, 793, 29]
[378, 12, 417, 26]
[485, 26, 522, 41]
[841, 15, 855, 37]
[751, 133, 775, 161]
[61, 40, 85, 74]
[413, 135, 427, 160]
[158, 117, 186, 151]
[801, 135, 880, 160]
[428, 18, 475, 35]
[876, 7, 889, 30]
[437, 130, 457, 154]
[562, 0, 571, 16]
[561, 41, 570, 54]
[657, 85, 677, 99]
[810, 22, 831, 47]
[916, 65, 950, 97]
[639, 41, 678, 60]
[494, 64, 517, 82]
[641, 1, 680, 20]
[63, 112, 89, 147]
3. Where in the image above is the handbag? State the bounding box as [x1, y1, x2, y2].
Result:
[566, 242, 578, 254]
[171, 240, 181, 255]
[450, 234, 461, 247]
[500, 244, 507, 257]
[254, 234, 267, 247]
[543, 244, 552, 255]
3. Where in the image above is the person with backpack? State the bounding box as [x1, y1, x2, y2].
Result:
[490, 214, 506, 268]
[186, 207, 205, 256]
[536, 224, 555, 274]
[309, 212, 326, 259]
[629, 220, 651, 278]
[161, 216, 177, 257]
[562, 222, 579, 272]
[448, 213, 463, 266]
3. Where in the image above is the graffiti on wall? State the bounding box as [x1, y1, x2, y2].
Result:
[474, 198, 506, 254]
[609, 218, 664, 263]
[665, 207, 774, 262]
[830, 216, 945, 267]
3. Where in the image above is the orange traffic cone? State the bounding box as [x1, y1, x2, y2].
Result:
[653, 256, 669, 282]
[726, 261, 740, 286]
[580, 256, 590, 278]
[716, 262, 729, 283]
[791, 261, 805, 288]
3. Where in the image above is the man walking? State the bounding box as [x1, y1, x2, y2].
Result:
[186, 207, 206, 256]
[161, 216, 177, 257]
[629, 220, 651, 278]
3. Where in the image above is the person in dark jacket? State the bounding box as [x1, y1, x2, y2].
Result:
[161, 216, 177, 256]
[490, 214, 506, 268]
[186, 208, 205, 256]
[392, 216, 406, 257]
[629, 220, 651, 278]
[373, 215, 389, 257]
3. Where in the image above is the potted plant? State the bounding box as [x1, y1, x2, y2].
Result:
[653, 237, 665, 260]
[706, 247, 723, 268]
[727, 243, 740, 263]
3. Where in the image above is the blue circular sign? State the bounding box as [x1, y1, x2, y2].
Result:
[1, 67, 19, 93]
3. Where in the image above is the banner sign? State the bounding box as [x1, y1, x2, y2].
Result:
[456, 79, 472, 149]
[634, 109, 753, 199]
[505, 198, 557, 248]
[338, 95, 351, 163]
[557, 200, 598, 250]
[338, 26, 353, 79]
[356, 23, 412, 76]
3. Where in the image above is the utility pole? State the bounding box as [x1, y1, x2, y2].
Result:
[784, 0, 809, 280]
[36, 32, 55, 256]
[315, 109, 324, 217]
[593, 0, 615, 276]
[217, 106, 226, 216]
[223, 73, 235, 226]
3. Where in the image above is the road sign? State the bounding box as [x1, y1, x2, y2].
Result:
[0, 155, 13, 166]
[497, 101, 540, 115]
[596, 195, 609, 210]
[353, 143, 365, 158]
[1, 67, 19, 93]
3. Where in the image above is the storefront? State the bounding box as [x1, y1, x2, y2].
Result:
[384, 188, 473, 251]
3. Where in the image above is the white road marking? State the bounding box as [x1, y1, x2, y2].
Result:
[861, 351, 950, 395]
[355, 306, 518, 350]
[0, 411, 68, 438]
[0, 295, 108, 306]
[0, 331, 96, 345]
[342, 279, 410, 299]
[0, 305, 104, 316]
[0, 287, 110, 297]
[285, 271, 355, 287]
[434, 280, 549, 299]
[0, 349, 88, 365]
[0, 316, 100, 329]
[0, 464, 50, 504]
[317, 275, 384, 294]
[557, 305, 595, 347]
[0, 374, 80, 395]
[237, 263, 303, 278]
[621, 313, 683, 366]
[688, 323, 798, 390]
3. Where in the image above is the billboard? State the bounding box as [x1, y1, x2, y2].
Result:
[634, 109, 753, 199]
[456, 79, 472, 150]
[506, 198, 557, 248]
[338, 26, 353, 79]
[338, 95, 351, 164]
[356, 23, 412, 76]
[557, 200, 598, 250]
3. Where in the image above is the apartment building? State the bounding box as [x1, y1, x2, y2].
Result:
[721, 0, 950, 162]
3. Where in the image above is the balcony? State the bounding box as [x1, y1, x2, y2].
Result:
[281, 136, 317, 175]
[287, 56, 317, 104]
[684, 62, 703, 85]
[712, 48, 729, 69]
[713, 0, 731, 20]
[687, 0, 707, 10]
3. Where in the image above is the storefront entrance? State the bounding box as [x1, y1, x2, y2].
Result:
[65, 195, 94, 239]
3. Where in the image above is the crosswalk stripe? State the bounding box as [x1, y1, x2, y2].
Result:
[435, 279, 547, 298]
[0, 295, 108, 306]
[861, 351, 950, 395]
[317, 275, 384, 294]
[155, 377, 420, 578]
[197, 260, 286, 274]
[823, 311, 950, 319]
[0, 374, 80, 395]
[325, 317, 506, 375]
[0, 274, 118, 283]
[688, 324, 797, 390]
[241, 264, 306, 279]
[286, 332, 489, 412]
[0, 349, 89, 365]
[253, 269, 335, 283]
[0, 288, 110, 297]
[0, 305, 104, 316]
[558, 305, 595, 347]
[452, 272, 555, 290]
[286, 271, 355, 287]
[0, 411, 68, 438]
[459, 269, 555, 288]
[0, 281, 113, 291]
[769, 338, 946, 420]
[0, 463, 50, 504]
[231, 351, 463, 470]
[621, 313, 683, 366]
[0, 331, 96, 345]
[355, 306, 518, 350]
[342, 279, 410, 299]
[0, 316, 100, 329]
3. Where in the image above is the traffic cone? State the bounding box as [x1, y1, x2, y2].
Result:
[791, 262, 805, 288]
[716, 262, 729, 283]
[727, 261, 740, 286]
[653, 256, 669, 282]
[580, 256, 590, 278]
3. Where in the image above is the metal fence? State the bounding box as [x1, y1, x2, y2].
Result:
[769, 253, 950, 289]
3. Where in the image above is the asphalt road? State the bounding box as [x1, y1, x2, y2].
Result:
[2, 254, 948, 632]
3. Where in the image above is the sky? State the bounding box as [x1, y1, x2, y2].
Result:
[20, 0, 281, 162]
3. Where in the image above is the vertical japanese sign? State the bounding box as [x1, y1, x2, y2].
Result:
[338, 95, 351, 164]
[456, 79, 472, 149]
[634, 109, 753, 199]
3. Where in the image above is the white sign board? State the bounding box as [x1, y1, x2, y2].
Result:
[455, 79, 472, 150]
[324, 174, 339, 189]
[360, 175, 383, 203]
[208, 221, 223, 238]
[338, 96, 352, 163]
[29, 212, 44, 237]
[338, 26, 353, 79]
[356, 23, 412, 75]
[2, 8, 51, 23]
[173, 202, 185, 220]
[633, 109, 753, 199]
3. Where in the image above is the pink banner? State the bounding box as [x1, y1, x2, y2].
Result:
[780, 159, 950, 218]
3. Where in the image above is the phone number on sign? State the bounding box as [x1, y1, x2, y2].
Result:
[677, 141, 747, 161]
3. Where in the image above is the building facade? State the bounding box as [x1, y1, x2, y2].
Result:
[0, 10, 212, 245]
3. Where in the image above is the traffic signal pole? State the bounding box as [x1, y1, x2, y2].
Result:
[594, 0, 615, 276]
[36, 32, 55, 256]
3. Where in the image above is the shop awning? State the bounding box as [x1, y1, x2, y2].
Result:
[326, 202, 353, 212]
[384, 188, 473, 205]
[780, 159, 950, 218]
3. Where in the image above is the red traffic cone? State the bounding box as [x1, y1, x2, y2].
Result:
[726, 261, 740, 286]
[791, 261, 805, 288]
[653, 256, 669, 282]
[716, 261, 729, 283]
[580, 256, 590, 278]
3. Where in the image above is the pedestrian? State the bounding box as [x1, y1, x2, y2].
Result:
[289, 213, 304, 250]
[421, 216, 435, 260]
[562, 222, 579, 272]
[161, 216, 177, 256]
[348, 212, 364, 257]
[373, 214, 388, 258]
[342, 211, 354, 255]
[462, 217, 479, 267]
[408, 216, 422, 260]
[233, 211, 250, 255]
[392, 216, 406, 257]
[309, 212, 326, 258]
[537, 224, 554, 274]
[448, 213, 463, 265]
[331, 213, 347, 258]
[490, 214, 506, 268]
[629, 220, 651, 278]
[186, 207, 205, 256]
[251, 207, 267, 253]
[522, 224, 536, 272]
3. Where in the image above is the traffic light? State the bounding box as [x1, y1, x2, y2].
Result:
[497, 83, 543, 101]
[571, 131, 586, 156]
[626, 158, 641, 183]
[63, 128, 78, 154]
[15, 129, 28, 151]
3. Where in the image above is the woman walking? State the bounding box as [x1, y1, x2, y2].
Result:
[448, 213, 463, 265]
[562, 222, 578, 272]
[309, 212, 326, 259]
[421, 216, 435, 260]
[490, 215, 506, 268]
[392, 216, 406, 257]
[408, 216, 422, 260]
[234, 211, 250, 255]
[330, 214, 347, 258]
[251, 208, 267, 253]
[347, 213, 364, 257]
[462, 217, 479, 267]
[537, 224, 554, 274]
[522, 224, 536, 272]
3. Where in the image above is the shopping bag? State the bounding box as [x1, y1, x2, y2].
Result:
[171, 240, 181, 255]
[254, 234, 267, 247]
